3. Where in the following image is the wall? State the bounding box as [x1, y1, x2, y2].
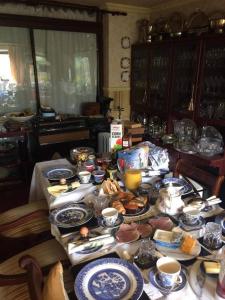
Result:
[102, 3, 150, 120]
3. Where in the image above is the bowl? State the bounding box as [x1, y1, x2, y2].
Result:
[197, 137, 223, 157]
[7, 112, 35, 122]
[70, 147, 94, 164]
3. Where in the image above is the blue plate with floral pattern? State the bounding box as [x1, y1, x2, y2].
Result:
[75, 258, 143, 300]
[154, 177, 193, 195]
[49, 203, 93, 228]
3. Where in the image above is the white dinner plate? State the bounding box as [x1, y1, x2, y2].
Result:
[156, 241, 201, 261]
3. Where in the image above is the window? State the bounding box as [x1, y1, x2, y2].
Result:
[34, 30, 97, 114]
[0, 26, 36, 114]
[0, 23, 99, 116]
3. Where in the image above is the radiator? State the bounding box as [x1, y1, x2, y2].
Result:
[98, 132, 110, 153]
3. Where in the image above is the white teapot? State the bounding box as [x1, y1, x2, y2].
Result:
[156, 186, 184, 215]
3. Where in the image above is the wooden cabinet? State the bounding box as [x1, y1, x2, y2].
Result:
[130, 34, 225, 133]
[0, 130, 29, 189]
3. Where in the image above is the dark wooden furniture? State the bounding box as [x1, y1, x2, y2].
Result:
[174, 158, 225, 196]
[0, 129, 30, 190]
[131, 34, 225, 175]
[131, 34, 225, 132]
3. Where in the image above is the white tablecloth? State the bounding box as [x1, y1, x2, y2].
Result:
[29, 158, 96, 209]
[29, 158, 224, 300]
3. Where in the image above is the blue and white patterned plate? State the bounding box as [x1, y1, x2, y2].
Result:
[44, 165, 75, 181]
[75, 258, 143, 300]
[154, 177, 192, 195]
[149, 266, 187, 293]
[49, 203, 93, 228]
[215, 212, 225, 234]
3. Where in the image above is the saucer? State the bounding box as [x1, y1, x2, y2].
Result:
[179, 215, 205, 231]
[98, 214, 124, 228]
[149, 266, 187, 293]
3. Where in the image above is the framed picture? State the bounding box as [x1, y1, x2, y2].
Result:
[121, 71, 130, 82]
[121, 36, 130, 49]
[120, 57, 130, 69]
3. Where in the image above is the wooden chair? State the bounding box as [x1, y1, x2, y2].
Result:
[174, 159, 225, 197]
[0, 200, 52, 261]
[0, 239, 74, 300]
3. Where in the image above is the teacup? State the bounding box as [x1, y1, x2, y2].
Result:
[102, 207, 118, 226]
[92, 170, 105, 184]
[182, 206, 201, 225]
[156, 257, 181, 288]
[84, 161, 95, 172]
[78, 171, 91, 184]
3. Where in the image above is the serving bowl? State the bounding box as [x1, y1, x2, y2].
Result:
[197, 137, 223, 157]
[7, 112, 35, 122]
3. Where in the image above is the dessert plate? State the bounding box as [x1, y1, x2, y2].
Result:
[49, 203, 93, 228]
[155, 177, 193, 195]
[44, 166, 75, 181]
[75, 258, 143, 300]
[149, 266, 187, 293]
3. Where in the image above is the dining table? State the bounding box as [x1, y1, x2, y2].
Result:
[29, 157, 225, 300]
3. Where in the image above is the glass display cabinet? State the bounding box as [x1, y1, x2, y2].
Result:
[197, 36, 225, 123]
[130, 45, 149, 108]
[148, 42, 172, 114]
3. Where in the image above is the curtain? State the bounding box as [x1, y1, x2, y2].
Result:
[0, 27, 36, 114]
[0, 4, 96, 21]
[34, 30, 97, 114]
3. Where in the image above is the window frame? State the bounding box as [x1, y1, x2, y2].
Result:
[0, 12, 103, 113]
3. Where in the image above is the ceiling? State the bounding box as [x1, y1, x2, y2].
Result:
[55, 0, 168, 8]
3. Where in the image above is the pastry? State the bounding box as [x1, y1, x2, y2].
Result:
[111, 200, 126, 214]
[180, 235, 197, 255]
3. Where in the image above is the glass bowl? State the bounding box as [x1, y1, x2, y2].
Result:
[197, 137, 223, 157]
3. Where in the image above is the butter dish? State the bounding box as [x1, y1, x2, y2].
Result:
[153, 229, 183, 249]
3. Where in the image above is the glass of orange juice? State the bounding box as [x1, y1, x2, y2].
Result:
[124, 169, 142, 191]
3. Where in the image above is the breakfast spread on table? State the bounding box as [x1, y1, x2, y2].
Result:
[37, 141, 225, 300]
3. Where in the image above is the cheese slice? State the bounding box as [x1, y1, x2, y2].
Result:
[203, 261, 221, 274]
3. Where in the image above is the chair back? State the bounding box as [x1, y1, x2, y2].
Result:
[174, 159, 224, 197]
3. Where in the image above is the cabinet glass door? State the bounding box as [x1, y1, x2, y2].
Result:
[199, 39, 225, 120]
[170, 41, 199, 114]
[148, 44, 171, 114]
[131, 46, 149, 106]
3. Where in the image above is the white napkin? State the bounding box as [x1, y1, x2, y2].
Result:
[50, 183, 97, 209]
[68, 236, 115, 254]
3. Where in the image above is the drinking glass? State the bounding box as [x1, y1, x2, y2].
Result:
[92, 195, 110, 217]
[203, 222, 222, 250]
[124, 169, 142, 191]
[134, 239, 157, 269]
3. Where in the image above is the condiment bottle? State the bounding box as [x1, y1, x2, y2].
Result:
[122, 132, 132, 149]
